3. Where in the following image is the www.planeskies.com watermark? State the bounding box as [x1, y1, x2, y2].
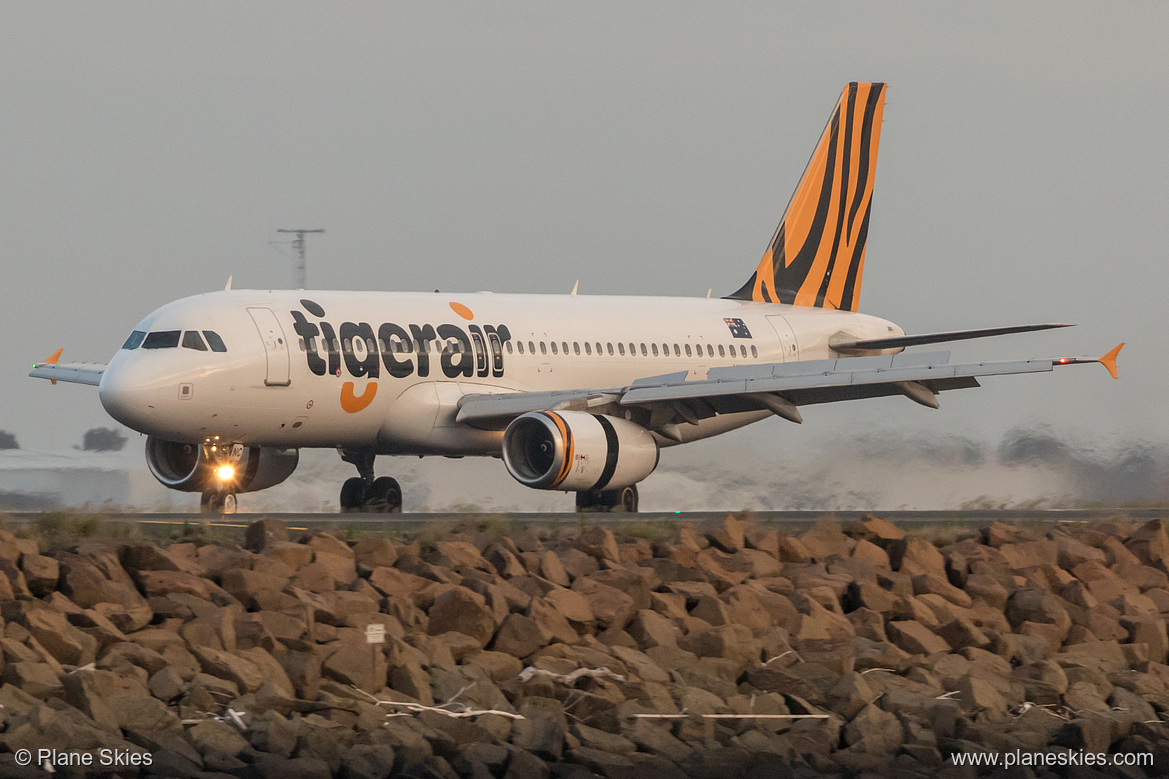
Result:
[952, 749, 1153, 770]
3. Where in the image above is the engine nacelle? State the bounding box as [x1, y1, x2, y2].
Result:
[145, 437, 299, 493]
[502, 411, 659, 492]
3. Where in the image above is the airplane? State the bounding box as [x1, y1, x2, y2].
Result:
[30, 82, 1122, 514]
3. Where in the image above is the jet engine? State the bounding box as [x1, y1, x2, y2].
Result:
[502, 411, 659, 491]
[145, 437, 299, 493]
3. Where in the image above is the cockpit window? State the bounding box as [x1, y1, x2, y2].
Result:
[202, 331, 227, 353]
[142, 330, 181, 349]
[182, 331, 208, 351]
[121, 331, 146, 350]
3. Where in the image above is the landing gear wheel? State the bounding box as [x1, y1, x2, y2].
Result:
[615, 485, 639, 512]
[200, 491, 221, 514]
[340, 477, 366, 512]
[200, 491, 237, 514]
[575, 484, 639, 513]
[366, 476, 403, 513]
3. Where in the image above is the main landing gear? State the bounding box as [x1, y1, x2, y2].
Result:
[339, 450, 403, 513]
[575, 485, 639, 513]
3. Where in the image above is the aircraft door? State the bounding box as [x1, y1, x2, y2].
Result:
[247, 307, 292, 386]
[766, 315, 799, 362]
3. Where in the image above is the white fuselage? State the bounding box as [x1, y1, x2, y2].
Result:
[98, 290, 903, 455]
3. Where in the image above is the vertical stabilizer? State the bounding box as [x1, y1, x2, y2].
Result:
[728, 82, 886, 311]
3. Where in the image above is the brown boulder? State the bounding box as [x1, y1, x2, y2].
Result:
[887, 537, 946, 576]
[20, 555, 58, 597]
[571, 576, 635, 630]
[491, 613, 548, 658]
[1126, 520, 1169, 571]
[576, 526, 620, 563]
[245, 518, 289, 551]
[887, 620, 950, 655]
[192, 644, 266, 692]
[427, 587, 496, 646]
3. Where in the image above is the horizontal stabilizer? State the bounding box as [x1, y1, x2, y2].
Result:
[29, 358, 105, 386]
[832, 323, 1072, 353]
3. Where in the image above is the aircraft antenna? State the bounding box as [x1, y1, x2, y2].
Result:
[273, 228, 325, 289]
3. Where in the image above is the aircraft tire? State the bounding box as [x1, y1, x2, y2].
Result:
[340, 477, 366, 512]
[616, 485, 639, 512]
[367, 476, 403, 513]
[200, 491, 220, 514]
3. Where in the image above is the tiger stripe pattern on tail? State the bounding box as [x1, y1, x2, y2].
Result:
[728, 82, 886, 312]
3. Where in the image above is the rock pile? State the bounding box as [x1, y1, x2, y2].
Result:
[0, 514, 1165, 777]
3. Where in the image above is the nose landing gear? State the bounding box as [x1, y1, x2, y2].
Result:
[339, 449, 403, 513]
[200, 490, 237, 514]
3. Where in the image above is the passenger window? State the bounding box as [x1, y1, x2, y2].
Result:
[517, 341, 525, 354]
[203, 331, 227, 352]
[562, 341, 568, 354]
[651, 343, 659, 356]
[684, 344, 692, 357]
[741, 345, 748, 358]
[550, 342, 558, 355]
[596, 342, 602, 355]
[607, 343, 614, 356]
[617, 343, 625, 356]
[342, 339, 353, 355]
[584, 342, 591, 355]
[506, 341, 514, 354]
[540, 342, 547, 355]
[121, 331, 146, 350]
[640, 343, 647, 356]
[529, 341, 535, 353]
[298, 338, 306, 352]
[717, 344, 725, 357]
[367, 338, 376, 353]
[706, 344, 713, 357]
[628, 343, 635, 355]
[181, 331, 207, 351]
[573, 342, 580, 355]
[751, 345, 758, 358]
[142, 330, 181, 349]
[662, 343, 669, 356]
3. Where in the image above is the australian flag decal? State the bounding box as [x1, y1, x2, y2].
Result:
[724, 318, 752, 338]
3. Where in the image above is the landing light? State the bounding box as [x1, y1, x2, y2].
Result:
[215, 465, 235, 482]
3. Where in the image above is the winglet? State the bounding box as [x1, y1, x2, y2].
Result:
[44, 348, 63, 385]
[1098, 342, 1124, 380]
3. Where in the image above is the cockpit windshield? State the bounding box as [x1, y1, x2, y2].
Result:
[124, 329, 227, 352]
[182, 331, 207, 351]
[203, 331, 227, 352]
[142, 330, 181, 349]
[121, 331, 146, 350]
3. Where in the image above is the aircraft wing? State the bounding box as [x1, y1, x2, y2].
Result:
[456, 344, 1123, 435]
[29, 360, 106, 386]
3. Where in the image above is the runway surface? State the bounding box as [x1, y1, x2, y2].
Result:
[2, 508, 1163, 535]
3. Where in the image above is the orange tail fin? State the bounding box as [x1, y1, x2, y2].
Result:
[728, 82, 886, 311]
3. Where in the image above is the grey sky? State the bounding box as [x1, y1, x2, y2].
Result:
[3, 3, 1166, 468]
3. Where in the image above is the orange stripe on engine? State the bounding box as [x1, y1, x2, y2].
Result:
[546, 412, 574, 488]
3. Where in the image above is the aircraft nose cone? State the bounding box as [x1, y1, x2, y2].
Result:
[99, 358, 160, 433]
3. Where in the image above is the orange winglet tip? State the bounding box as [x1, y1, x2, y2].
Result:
[45, 348, 64, 385]
[1098, 342, 1123, 380]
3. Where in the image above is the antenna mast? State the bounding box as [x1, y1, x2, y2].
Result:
[275, 228, 325, 289]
